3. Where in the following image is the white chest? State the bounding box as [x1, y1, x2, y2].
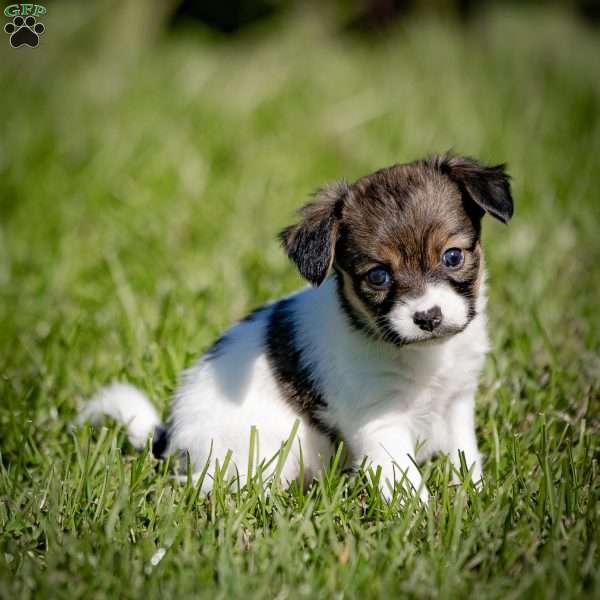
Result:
[296, 282, 489, 457]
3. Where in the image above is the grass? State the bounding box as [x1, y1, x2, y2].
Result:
[1, 2, 599, 598]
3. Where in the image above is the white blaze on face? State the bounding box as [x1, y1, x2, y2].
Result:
[388, 283, 469, 341]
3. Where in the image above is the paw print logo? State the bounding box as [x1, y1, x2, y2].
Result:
[4, 15, 45, 48]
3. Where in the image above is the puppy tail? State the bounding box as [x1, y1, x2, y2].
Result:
[77, 382, 169, 458]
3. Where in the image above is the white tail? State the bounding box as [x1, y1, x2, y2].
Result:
[77, 382, 160, 449]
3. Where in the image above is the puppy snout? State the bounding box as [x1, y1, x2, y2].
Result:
[413, 306, 443, 332]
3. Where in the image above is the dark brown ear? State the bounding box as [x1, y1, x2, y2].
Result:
[439, 155, 513, 224]
[279, 182, 348, 286]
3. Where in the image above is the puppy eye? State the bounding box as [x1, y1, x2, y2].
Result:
[442, 248, 464, 269]
[366, 267, 392, 288]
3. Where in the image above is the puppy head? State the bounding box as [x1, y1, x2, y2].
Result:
[281, 154, 513, 345]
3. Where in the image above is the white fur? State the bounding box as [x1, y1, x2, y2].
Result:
[290, 277, 487, 502]
[387, 282, 469, 342]
[80, 277, 488, 502]
[77, 382, 160, 449]
[169, 308, 332, 490]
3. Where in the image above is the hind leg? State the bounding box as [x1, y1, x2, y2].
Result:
[168, 371, 332, 491]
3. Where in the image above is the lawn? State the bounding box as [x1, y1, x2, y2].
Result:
[1, 2, 599, 598]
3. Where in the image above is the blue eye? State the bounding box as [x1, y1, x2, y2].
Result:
[442, 248, 464, 269]
[366, 267, 392, 288]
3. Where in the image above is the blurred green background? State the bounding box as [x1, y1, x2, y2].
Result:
[1, 0, 599, 597]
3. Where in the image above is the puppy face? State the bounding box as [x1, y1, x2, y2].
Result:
[281, 155, 513, 346]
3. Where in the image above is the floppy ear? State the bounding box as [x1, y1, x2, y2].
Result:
[441, 155, 513, 223]
[279, 182, 348, 286]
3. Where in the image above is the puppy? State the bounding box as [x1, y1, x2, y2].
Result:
[80, 154, 513, 502]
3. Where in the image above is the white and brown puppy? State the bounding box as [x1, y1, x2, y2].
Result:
[80, 154, 513, 502]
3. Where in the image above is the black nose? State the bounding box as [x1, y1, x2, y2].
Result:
[413, 306, 443, 332]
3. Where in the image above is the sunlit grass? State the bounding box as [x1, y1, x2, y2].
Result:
[0, 3, 599, 598]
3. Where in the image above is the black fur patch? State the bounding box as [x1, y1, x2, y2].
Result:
[435, 155, 513, 224]
[447, 281, 478, 323]
[265, 298, 338, 443]
[279, 216, 336, 286]
[279, 182, 348, 286]
[152, 425, 170, 459]
[333, 270, 373, 336]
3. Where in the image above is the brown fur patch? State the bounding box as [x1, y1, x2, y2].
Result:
[280, 154, 513, 343]
[332, 161, 482, 326]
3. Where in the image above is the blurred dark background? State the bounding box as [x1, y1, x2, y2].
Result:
[170, 0, 600, 33]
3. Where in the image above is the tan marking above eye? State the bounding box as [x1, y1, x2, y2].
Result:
[442, 233, 474, 251]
